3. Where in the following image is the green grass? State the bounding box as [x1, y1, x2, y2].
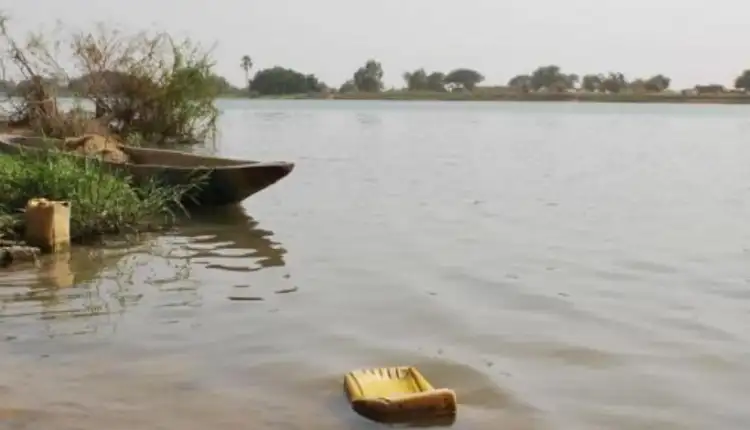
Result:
[0, 150, 198, 243]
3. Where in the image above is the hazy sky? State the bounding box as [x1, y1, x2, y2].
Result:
[3, 0, 747, 89]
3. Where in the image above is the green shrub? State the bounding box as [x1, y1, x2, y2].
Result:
[0, 151, 195, 242]
[0, 16, 220, 144]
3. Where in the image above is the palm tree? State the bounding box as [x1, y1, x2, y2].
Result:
[240, 55, 253, 88]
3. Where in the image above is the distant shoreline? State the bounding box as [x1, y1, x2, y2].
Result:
[238, 91, 750, 105]
[5, 91, 750, 106]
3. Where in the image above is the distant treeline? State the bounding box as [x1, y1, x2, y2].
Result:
[4, 61, 750, 98]
[0, 73, 246, 98]
[240, 58, 750, 97]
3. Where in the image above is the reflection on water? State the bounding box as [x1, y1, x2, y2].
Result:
[0, 204, 291, 336]
[177, 205, 287, 272]
[4, 100, 750, 430]
[0, 245, 135, 323]
[0, 202, 308, 430]
[354, 112, 382, 127]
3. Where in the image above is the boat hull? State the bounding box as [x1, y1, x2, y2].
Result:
[0, 134, 295, 207]
[123, 160, 294, 206]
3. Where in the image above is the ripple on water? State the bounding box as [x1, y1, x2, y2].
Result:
[5, 101, 750, 429]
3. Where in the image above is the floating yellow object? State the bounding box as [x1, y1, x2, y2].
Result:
[343, 366, 457, 425]
[24, 198, 71, 254]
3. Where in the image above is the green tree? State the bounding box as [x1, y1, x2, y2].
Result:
[426, 72, 446, 92]
[564, 73, 579, 90]
[249, 66, 325, 96]
[353, 59, 384, 92]
[339, 80, 356, 93]
[444, 68, 484, 90]
[1, 16, 221, 143]
[644, 74, 670, 92]
[206, 74, 241, 94]
[14, 76, 60, 94]
[403, 68, 428, 90]
[240, 55, 253, 88]
[629, 78, 647, 93]
[734, 70, 750, 91]
[529, 65, 576, 91]
[508, 74, 531, 92]
[402, 69, 445, 91]
[601, 72, 628, 93]
[581, 74, 603, 92]
[549, 80, 573, 92]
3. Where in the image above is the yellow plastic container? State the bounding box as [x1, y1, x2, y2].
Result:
[24, 198, 71, 254]
[43, 252, 75, 288]
[343, 366, 457, 425]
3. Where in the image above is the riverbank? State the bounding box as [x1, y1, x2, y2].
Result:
[0, 147, 194, 245]
[239, 90, 750, 104]
[10, 90, 750, 106]
[334, 91, 750, 104]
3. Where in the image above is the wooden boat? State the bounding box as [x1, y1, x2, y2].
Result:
[343, 366, 457, 425]
[0, 134, 295, 207]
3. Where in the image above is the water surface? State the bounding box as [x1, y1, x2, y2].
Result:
[2, 100, 750, 429]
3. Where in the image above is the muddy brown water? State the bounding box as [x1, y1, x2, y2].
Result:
[2, 100, 750, 429]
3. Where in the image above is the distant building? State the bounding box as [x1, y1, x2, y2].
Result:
[694, 84, 725, 95]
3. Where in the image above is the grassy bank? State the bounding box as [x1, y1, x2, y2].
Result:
[326, 90, 750, 104]
[0, 150, 196, 243]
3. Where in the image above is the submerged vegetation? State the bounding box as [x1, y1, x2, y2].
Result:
[0, 149, 196, 242]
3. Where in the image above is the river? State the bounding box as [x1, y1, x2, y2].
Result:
[2, 99, 750, 429]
